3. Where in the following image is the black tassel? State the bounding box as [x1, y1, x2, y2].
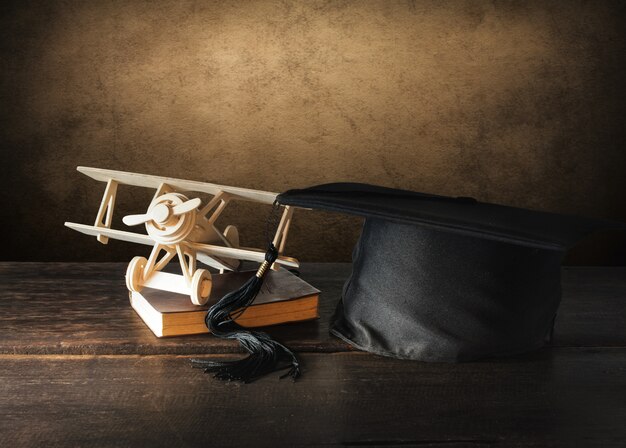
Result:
[190, 243, 301, 383]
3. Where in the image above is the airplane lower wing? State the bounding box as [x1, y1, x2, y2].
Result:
[196, 253, 239, 271]
[65, 222, 296, 270]
[66, 222, 237, 270]
[65, 222, 153, 246]
[186, 242, 300, 268]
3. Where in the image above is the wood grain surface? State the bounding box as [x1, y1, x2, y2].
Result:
[1, 350, 625, 447]
[0, 263, 625, 447]
[0, 263, 624, 354]
[0, 262, 353, 354]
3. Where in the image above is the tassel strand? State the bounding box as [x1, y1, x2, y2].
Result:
[191, 243, 301, 383]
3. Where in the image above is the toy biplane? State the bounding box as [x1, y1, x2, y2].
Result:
[65, 167, 298, 306]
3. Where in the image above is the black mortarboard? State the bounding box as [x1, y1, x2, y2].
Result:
[276, 183, 626, 362]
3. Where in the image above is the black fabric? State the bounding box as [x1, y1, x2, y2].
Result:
[331, 218, 563, 361]
[277, 183, 625, 362]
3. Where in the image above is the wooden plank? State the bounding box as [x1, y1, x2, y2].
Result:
[0, 263, 624, 355]
[555, 266, 626, 347]
[0, 350, 625, 447]
[0, 262, 352, 355]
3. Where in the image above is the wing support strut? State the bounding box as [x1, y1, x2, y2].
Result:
[94, 179, 118, 244]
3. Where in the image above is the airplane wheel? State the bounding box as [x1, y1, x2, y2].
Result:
[190, 269, 212, 306]
[126, 256, 147, 292]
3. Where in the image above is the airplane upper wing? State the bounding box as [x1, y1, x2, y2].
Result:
[77, 166, 278, 204]
[65, 222, 153, 246]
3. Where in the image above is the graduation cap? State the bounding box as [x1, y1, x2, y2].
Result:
[276, 183, 626, 362]
[195, 183, 625, 381]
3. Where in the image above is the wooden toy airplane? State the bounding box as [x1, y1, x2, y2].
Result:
[65, 167, 298, 306]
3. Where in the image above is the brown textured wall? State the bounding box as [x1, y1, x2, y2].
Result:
[1, 0, 625, 264]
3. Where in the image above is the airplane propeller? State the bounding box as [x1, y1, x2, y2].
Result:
[123, 197, 201, 227]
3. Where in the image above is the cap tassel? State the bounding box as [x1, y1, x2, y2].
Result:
[190, 243, 301, 383]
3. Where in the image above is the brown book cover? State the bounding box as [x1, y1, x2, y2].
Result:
[130, 269, 320, 337]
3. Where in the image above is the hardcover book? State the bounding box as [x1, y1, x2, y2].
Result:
[130, 269, 320, 337]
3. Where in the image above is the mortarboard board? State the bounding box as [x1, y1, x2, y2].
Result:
[276, 183, 626, 362]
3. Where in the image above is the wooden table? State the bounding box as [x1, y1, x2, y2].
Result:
[1, 263, 625, 447]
